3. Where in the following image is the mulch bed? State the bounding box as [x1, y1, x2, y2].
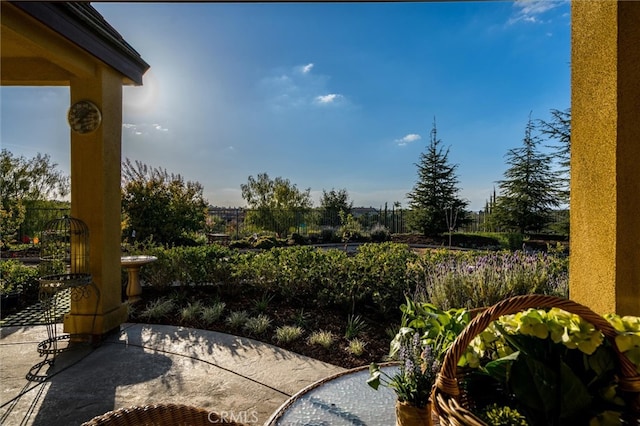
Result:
[129, 286, 394, 369]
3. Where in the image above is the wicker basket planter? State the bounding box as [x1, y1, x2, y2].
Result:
[432, 294, 640, 425]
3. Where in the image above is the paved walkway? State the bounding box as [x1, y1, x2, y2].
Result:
[0, 323, 345, 425]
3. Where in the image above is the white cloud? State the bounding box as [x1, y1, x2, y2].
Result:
[508, 0, 567, 25]
[260, 64, 348, 110]
[122, 122, 169, 135]
[395, 133, 421, 147]
[315, 93, 343, 104]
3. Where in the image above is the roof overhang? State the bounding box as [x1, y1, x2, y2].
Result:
[1, 1, 149, 86]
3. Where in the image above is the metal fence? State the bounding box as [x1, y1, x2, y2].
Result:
[16, 205, 567, 243]
[207, 207, 407, 238]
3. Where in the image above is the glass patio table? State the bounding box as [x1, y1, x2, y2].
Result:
[265, 364, 400, 426]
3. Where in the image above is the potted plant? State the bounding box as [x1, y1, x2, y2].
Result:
[432, 295, 640, 426]
[368, 297, 471, 426]
[368, 329, 439, 426]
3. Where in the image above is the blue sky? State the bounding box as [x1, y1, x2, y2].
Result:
[0, 1, 570, 211]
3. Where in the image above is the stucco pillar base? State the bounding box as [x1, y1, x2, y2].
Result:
[64, 303, 128, 337]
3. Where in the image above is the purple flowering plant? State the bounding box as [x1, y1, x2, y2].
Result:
[368, 298, 469, 408]
[368, 329, 440, 408]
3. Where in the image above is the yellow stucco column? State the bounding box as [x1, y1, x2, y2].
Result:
[64, 65, 128, 336]
[570, 1, 640, 315]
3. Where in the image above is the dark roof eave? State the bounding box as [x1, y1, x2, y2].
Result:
[11, 1, 150, 85]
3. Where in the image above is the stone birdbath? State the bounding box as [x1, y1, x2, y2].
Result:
[121, 255, 157, 303]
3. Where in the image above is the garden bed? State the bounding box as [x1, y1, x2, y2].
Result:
[128, 286, 393, 369]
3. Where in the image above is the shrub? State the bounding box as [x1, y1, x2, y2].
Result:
[338, 212, 363, 242]
[140, 298, 175, 321]
[253, 293, 274, 313]
[201, 302, 226, 325]
[308, 330, 335, 349]
[243, 314, 272, 335]
[0, 259, 38, 297]
[138, 245, 235, 288]
[253, 236, 279, 250]
[347, 243, 420, 315]
[369, 223, 391, 242]
[346, 338, 367, 357]
[274, 325, 304, 344]
[228, 239, 252, 249]
[288, 233, 308, 246]
[320, 227, 338, 243]
[181, 301, 203, 323]
[226, 310, 249, 329]
[415, 250, 569, 310]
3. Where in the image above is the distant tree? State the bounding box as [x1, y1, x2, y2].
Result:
[0, 149, 69, 202]
[538, 108, 571, 204]
[493, 116, 561, 234]
[241, 173, 312, 237]
[121, 159, 208, 245]
[1, 149, 69, 246]
[320, 188, 352, 226]
[407, 119, 468, 236]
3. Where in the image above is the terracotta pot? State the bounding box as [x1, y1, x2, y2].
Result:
[395, 400, 433, 426]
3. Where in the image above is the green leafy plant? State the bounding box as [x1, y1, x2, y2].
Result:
[368, 331, 440, 409]
[460, 308, 640, 425]
[201, 301, 226, 325]
[605, 313, 640, 369]
[391, 296, 470, 361]
[274, 325, 304, 344]
[0, 259, 38, 296]
[253, 293, 274, 314]
[344, 314, 367, 339]
[292, 308, 310, 328]
[140, 298, 175, 321]
[180, 301, 203, 323]
[243, 314, 272, 335]
[307, 330, 335, 349]
[225, 310, 249, 329]
[369, 223, 391, 242]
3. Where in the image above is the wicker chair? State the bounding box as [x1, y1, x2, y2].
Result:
[81, 403, 247, 426]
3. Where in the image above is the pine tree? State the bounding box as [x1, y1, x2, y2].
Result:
[407, 119, 468, 236]
[538, 108, 571, 204]
[493, 116, 561, 234]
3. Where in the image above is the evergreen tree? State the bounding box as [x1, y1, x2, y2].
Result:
[407, 119, 468, 236]
[538, 108, 571, 204]
[493, 116, 561, 234]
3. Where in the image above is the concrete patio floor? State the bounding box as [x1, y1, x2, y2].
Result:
[0, 323, 345, 425]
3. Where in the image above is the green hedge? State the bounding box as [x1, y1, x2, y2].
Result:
[135, 243, 568, 316]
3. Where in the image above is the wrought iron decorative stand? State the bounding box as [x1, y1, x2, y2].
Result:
[27, 216, 100, 382]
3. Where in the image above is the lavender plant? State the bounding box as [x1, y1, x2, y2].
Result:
[368, 330, 440, 408]
[415, 250, 568, 310]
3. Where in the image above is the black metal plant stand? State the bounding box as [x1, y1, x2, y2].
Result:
[27, 215, 99, 382]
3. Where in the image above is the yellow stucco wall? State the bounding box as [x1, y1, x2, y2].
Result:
[64, 68, 128, 335]
[570, 1, 640, 315]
